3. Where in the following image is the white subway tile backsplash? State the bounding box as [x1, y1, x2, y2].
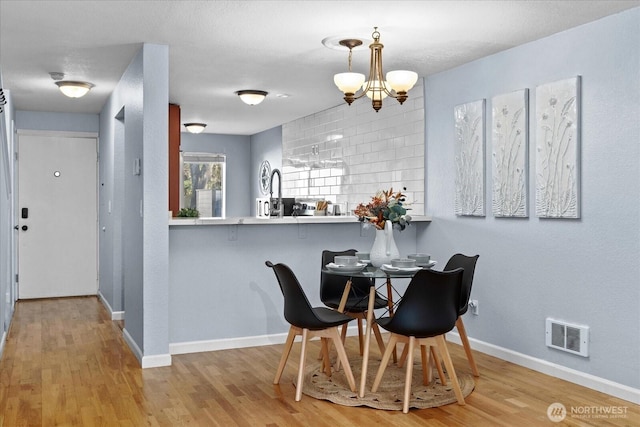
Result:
[282, 79, 425, 214]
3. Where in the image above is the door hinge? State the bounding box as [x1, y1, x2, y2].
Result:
[14, 151, 18, 161]
[15, 274, 19, 282]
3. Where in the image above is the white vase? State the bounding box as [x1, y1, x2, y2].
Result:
[369, 220, 400, 267]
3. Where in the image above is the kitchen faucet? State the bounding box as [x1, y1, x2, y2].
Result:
[269, 168, 283, 218]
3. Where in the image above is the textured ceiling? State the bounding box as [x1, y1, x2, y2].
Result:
[1, 0, 638, 135]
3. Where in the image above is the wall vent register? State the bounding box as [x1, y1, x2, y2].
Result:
[545, 318, 589, 357]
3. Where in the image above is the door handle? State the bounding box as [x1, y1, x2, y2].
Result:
[21, 225, 28, 231]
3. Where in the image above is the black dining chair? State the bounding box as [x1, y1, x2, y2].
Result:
[266, 261, 357, 401]
[321, 249, 387, 355]
[371, 268, 466, 413]
[443, 253, 480, 377]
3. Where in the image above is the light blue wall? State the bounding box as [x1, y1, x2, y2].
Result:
[99, 43, 169, 362]
[0, 78, 15, 354]
[169, 223, 418, 343]
[420, 8, 640, 388]
[250, 126, 282, 215]
[180, 132, 251, 217]
[15, 111, 99, 133]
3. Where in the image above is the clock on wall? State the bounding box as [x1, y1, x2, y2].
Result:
[259, 160, 271, 195]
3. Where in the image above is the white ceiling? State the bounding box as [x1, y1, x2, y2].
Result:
[1, 0, 638, 135]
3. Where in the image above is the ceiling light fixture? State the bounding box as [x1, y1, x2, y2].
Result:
[333, 27, 418, 112]
[184, 123, 207, 134]
[236, 90, 268, 106]
[55, 81, 94, 98]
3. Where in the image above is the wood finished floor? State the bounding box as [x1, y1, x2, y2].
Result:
[0, 296, 638, 426]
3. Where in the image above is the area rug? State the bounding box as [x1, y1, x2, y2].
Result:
[300, 359, 475, 411]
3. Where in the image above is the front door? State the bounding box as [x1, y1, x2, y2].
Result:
[17, 134, 97, 299]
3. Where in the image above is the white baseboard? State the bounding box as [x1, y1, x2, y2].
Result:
[142, 353, 172, 369]
[122, 327, 143, 363]
[170, 332, 291, 355]
[122, 327, 171, 368]
[445, 331, 640, 405]
[97, 292, 124, 320]
[0, 330, 6, 359]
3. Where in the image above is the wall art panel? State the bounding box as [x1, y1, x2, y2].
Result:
[491, 89, 528, 217]
[535, 77, 581, 218]
[454, 99, 485, 216]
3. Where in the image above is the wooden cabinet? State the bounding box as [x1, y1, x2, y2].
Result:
[168, 104, 181, 216]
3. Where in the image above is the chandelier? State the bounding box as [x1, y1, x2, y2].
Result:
[333, 27, 418, 112]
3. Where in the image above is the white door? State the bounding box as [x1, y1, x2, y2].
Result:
[17, 134, 97, 299]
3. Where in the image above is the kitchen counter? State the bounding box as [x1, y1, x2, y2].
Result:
[169, 215, 432, 226]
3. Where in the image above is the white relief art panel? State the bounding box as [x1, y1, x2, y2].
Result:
[454, 99, 485, 216]
[492, 89, 528, 217]
[535, 77, 580, 218]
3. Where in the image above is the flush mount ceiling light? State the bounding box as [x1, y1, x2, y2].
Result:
[332, 27, 418, 112]
[55, 81, 94, 98]
[236, 90, 268, 106]
[184, 123, 207, 134]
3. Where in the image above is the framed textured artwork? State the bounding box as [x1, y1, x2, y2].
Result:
[454, 99, 485, 216]
[535, 77, 581, 218]
[491, 89, 528, 217]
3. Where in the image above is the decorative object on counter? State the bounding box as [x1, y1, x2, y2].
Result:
[176, 207, 199, 217]
[369, 220, 400, 267]
[535, 76, 580, 218]
[315, 200, 328, 216]
[183, 122, 207, 134]
[492, 89, 528, 217]
[354, 187, 411, 230]
[329, 27, 418, 112]
[454, 99, 486, 216]
[355, 188, 411, 267]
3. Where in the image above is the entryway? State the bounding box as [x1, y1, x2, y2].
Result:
[17, 133, 98, 299]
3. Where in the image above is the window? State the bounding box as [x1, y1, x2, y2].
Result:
[181, 152, 226, 218]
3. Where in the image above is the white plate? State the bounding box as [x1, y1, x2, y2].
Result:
[381, 264, 422, 273]
[415, 260, 437, 268]
[325, 263, 367, 273]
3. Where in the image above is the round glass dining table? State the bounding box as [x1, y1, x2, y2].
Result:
[322, 262, 437, 397]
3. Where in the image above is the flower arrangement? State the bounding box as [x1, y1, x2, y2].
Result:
[354, 187, 411, 230]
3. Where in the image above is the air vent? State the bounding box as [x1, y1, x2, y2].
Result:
[545, 318, 589, 357]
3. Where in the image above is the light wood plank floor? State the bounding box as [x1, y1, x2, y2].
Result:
[0, 297, 637, 426]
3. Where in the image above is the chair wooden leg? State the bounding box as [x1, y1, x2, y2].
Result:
[321, 338, 331, 377]
[435, 335, 465, 405]
[372, 322, 386, 356]
[456, 317, 480, 376]
[328, 327, 357, 393]
[398, 342, 409, 368]
[431, 346, 446, 385]
[357, 318, 364, 355]
[371, 334, 398, 392]
[274, 327, 296, 384]
[295, 328, 309, 402]
[420, 344, 430, 386]
[403, 336, 416, 413]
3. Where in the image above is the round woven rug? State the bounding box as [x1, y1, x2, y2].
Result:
[300, 359, 475, 411]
